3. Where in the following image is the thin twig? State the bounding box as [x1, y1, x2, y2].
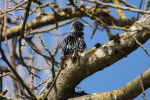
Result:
[46, 0, 59, 29]
[81, 19, 103, 31]
[38, 36, 55, 79]
[108, 25, 129, 31]
[42, 70, 61, 100]
[24, 37, 51, 60]
[18, 0, 42, 74]
[137, 0, 144, 19]
[30, 18, 80, 35]
[133, 37, 150, 57]
[85, 0, 150, 14]
[112, 0, 126, 18]
[38, 36, 58, 100]
[0, 46, 37, 99]
[34, 79, 47, 90]
[24, 37, 59, 66]
[69, 0, 114, 40]
[3, 0, 13, 63]
[0, 93, 19, 100]
[29, 2, 49, 15]
[0, 1, 28, 15]
[119, 0, 138, 9]
[11, 0, 26, 8]
[90, 24, 97, 39]
[12, 0, 37, 99]
[53, 42, 59, 56]
[30, 50, 35, 92]
[1, 89, 8, 95]
[139, 75, 147, 100]
[144, 0, 150, 11]
[8, 12, 21, 20]
[46, 0, 61, 16]
[0, 72, 11, 77]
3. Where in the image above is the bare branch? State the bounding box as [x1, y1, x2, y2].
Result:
[69, 68, 150, 100]
[1, 7, 124, 42]
[139, 75, 147, 100]
[133, 36, 150, 57]
[30, 18, 80, 35]
[0, 1, 28, 15]
[69, 0, 114, 40]
[0, 94, 19, 100]
[112, 0, 126, 18]
[119, 0, 138, 9]
[38, 14, 150, 100]
[34, 79, 47, 90]
[0, 72, 11, 77]
[3, 0, 13, 63]
[144, 0, 150, 11]
[85, 0, 150, 14]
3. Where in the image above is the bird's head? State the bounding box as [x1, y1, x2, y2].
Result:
[70, 21, 84, 32]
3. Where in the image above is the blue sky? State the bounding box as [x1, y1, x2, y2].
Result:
[0, 0, 150, 99]
[77, 1, 150, 100]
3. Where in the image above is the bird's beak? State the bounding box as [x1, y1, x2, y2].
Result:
[84, 24, 90, 26]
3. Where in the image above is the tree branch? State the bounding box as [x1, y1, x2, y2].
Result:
[85, 0, 150, 14]
[0, 94, 19, 100]
[38, 15, 150, 100]
[0, 7, 136, 42]
[0, 1, 28, 15]
[68, 68, 150, 100]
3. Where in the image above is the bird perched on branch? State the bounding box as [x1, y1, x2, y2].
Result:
[61, 21, 87, 56]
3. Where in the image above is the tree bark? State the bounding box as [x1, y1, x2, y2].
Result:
[38, 15, 150, 100]
[0, 7, 136, 42]
[68, 68, 150, 100]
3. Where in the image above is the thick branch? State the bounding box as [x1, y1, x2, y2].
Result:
[69, 68, 150, 100]
[85, 0, 150, 14]
[0, 7, 136, 42]
[112, 0, 126, 18]
[38, 15, 150, 100]
[0, 1, 28, 15]
[0, 94, 19, 100]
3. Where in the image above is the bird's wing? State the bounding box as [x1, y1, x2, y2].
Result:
[60, 35, 76, 55]
[60, 35, 74, 49]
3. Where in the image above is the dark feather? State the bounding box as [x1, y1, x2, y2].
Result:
[61, 21, 86, 55]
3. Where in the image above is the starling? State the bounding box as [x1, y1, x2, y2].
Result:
[61, 21, 87, 56]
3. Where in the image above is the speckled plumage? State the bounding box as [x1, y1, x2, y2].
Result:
[61, 21, 86, 56]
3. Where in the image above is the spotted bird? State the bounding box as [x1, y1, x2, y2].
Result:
[61, 21, 87, 56]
